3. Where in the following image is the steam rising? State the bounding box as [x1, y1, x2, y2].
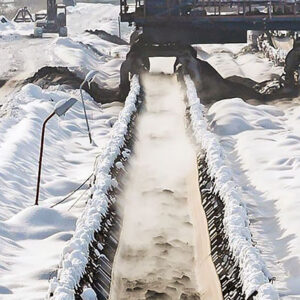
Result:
[110, 70, 201, 299]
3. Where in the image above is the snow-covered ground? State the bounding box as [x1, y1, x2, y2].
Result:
[0, 15, 32, 37]
[0, 84, 123, 299]
[207, 99, 300, 299]
[198, 43, 283, 82]
[185, 75, 279, 299]
[0, 3, 131, 110]
[1, 1, 300, 299]
[49, 76, 140, 300]
[0, 3, 131, 299]
[199, 44, 300, 298]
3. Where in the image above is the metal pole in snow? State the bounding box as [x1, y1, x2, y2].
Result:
[35, 112, 55, 206]
[118, 16, 121, 39]
[34, 98, 77, 205]
[79, 71, 99, 145]
[80, 82, 93, 144]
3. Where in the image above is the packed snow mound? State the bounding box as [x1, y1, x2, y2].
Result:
[21, 83, 45, 98]
[207, 98, 300, 298]
[1, 207, 76, 242]
[0, 16, 33, 38]
[207, 98, 284, 135]
[0, 81, 119, 220]
[201, 44, 282, 83]
[50, 37, 125, 88]
[6, 206, 75, 229]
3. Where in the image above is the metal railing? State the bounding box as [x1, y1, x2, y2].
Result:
[193, 0, 300, 17]
[120, 0, 300, 18]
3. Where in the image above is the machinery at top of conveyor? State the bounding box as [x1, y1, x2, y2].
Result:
[119, 0, 300, 98]
[121, 0, 300, 44]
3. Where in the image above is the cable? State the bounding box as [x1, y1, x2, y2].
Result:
[50, 146, 103, 209]
[67, 188, 90, 211]
[50, 174, 92, 208]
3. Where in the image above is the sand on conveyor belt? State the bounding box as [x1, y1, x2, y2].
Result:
[109, 72, 222, 300]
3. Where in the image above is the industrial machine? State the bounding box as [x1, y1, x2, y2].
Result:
[117, 2, 300, 297]
[14, 7, 34, 23]
[34, 0, 68, 38]
[121, 0, 300, 44]
[119, 0, 300, 97]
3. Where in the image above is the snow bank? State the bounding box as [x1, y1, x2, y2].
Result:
[0, 82, 123, 299]
[51, 37, 125, 89]
[0, 3, 132, 299]
[200, 43, 282, 83]
[0, 15, 33, 38]
[184, 75, 279, 299]
[207, 98, 300, 299]
[48, 76, 140, 299]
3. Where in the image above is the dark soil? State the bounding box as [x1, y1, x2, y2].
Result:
[25, 66, 119, 104]
[86, 29, 128, 45]
[183, 58, 300, 105]
[184, 58, 262, 104]
[0, 80, 7, 88]
[226, 75, 258, 89]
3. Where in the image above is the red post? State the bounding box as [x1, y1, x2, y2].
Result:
[35, 112, 55, 205]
